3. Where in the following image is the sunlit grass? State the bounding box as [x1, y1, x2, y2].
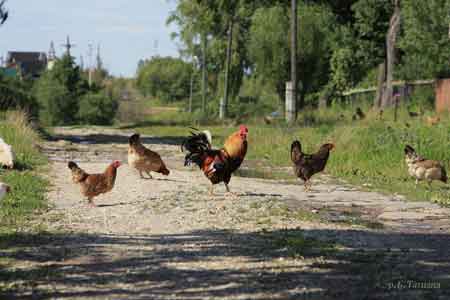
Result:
[0, 111, 48, 232]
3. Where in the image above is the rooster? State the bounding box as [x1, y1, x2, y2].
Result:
[404, 145, 447, 188]
[68, 160, 121, 207]
[291, 140, 334, 191]
[182, 125, 248, 196]
[128, 133, 170, 179]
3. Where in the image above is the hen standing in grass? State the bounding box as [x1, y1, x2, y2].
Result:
[404, 145, 447, 188]
[291, 140, 334, 191]
[128, 133, 170, 179]
[68, 160, 121, 207]
[182, 125, 248, 196]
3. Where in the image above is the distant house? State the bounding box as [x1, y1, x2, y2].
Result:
[5, 51, 47, 79]
[0, 66, 18, 78]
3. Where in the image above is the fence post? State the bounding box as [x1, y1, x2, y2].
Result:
[286, 81, 295, 123]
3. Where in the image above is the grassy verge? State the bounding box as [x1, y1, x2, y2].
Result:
[123, 104, 450, 206]
[0, 111, 48, 234]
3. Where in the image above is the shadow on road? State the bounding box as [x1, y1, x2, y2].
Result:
[1, 228, 449, 299]
[51, 133, 186, 147]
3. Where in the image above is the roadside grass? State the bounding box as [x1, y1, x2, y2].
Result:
[0, 111, 48, 235]
[124, 104, 450, 206]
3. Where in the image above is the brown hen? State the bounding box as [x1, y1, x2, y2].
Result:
[68, 160, 121, 206]
[128, 133, 170, 179]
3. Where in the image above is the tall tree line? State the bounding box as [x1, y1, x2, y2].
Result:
[137, 0, 450, 116]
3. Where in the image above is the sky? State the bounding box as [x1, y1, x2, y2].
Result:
[0, 0, 180, 77]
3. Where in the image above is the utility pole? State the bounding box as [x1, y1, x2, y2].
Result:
[79, 55, 84, 70]
[189, 58, 196, 114]
[96, 44, 103, 71]
[189, 71, 194, 113]
[87, 43, 93, 87]
[201, 34, 207, 115]
[61, 35, 75, 56]
[286, 0, 297, 123]
[220, 19, 234, 120]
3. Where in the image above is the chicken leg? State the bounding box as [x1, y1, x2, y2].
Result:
[304, 180, 312, 192]
[87, 197, 96, 208]
[224, 183, 237, 198]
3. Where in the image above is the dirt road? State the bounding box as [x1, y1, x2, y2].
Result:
[2, 127, 450, 299]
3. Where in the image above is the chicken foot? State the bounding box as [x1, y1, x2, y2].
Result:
[224, 183, 238, 198]
[209, 185, 214, 197]
[139, 171, 153, 180]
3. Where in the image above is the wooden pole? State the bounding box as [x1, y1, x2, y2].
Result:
[201, 34, 207, 115]
[381, 0, 401, 107]
[374, 62, 386, 108]
[287, 0, 298, 123]
[221, 19, 234, 120]
[394, 94, 399, 121]
[189, 69, 194, 113]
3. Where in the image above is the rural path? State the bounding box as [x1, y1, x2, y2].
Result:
[3, 126, 450, 299]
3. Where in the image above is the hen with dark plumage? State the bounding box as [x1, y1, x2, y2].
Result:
[290, 140, 334, 191]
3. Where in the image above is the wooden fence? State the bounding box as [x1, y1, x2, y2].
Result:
[342, 79, 436, 107]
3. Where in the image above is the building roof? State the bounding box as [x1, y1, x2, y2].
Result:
[6, 51, 47, 78]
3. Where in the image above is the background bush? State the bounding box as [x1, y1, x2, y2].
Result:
[78, 92, 118, 125]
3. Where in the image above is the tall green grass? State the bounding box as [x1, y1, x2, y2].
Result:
[0, 111, 48, 232]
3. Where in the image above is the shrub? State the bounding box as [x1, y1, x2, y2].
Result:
[78, 92, 118, 125]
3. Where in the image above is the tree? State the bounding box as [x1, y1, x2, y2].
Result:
[35, 78, 73, 125]
[136, 57, 192, 102]
[35, 54, 88, 125]
[249, 2, 337, 107]
[78, 92, 118, 125]
[167, 1, 216, 113]
[0, 74, 38, 116]
[248, 5, 289, 103]
[399, 0, 450, 79]
[0, 0, 8, 25]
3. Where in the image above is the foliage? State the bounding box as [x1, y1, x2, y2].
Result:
[0, 0, 7, 25]
[35, 74, 75, 126]
[136, 56, 192, 102]
[78, 92, 118, 125]
[399, 0, 450, 79]
[0, 75, 39, 117]
[35, 54, 89, 125]
[248, 5, 289, 102]
[248, 2, 337, 106]
[351, 0, 393, 66]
